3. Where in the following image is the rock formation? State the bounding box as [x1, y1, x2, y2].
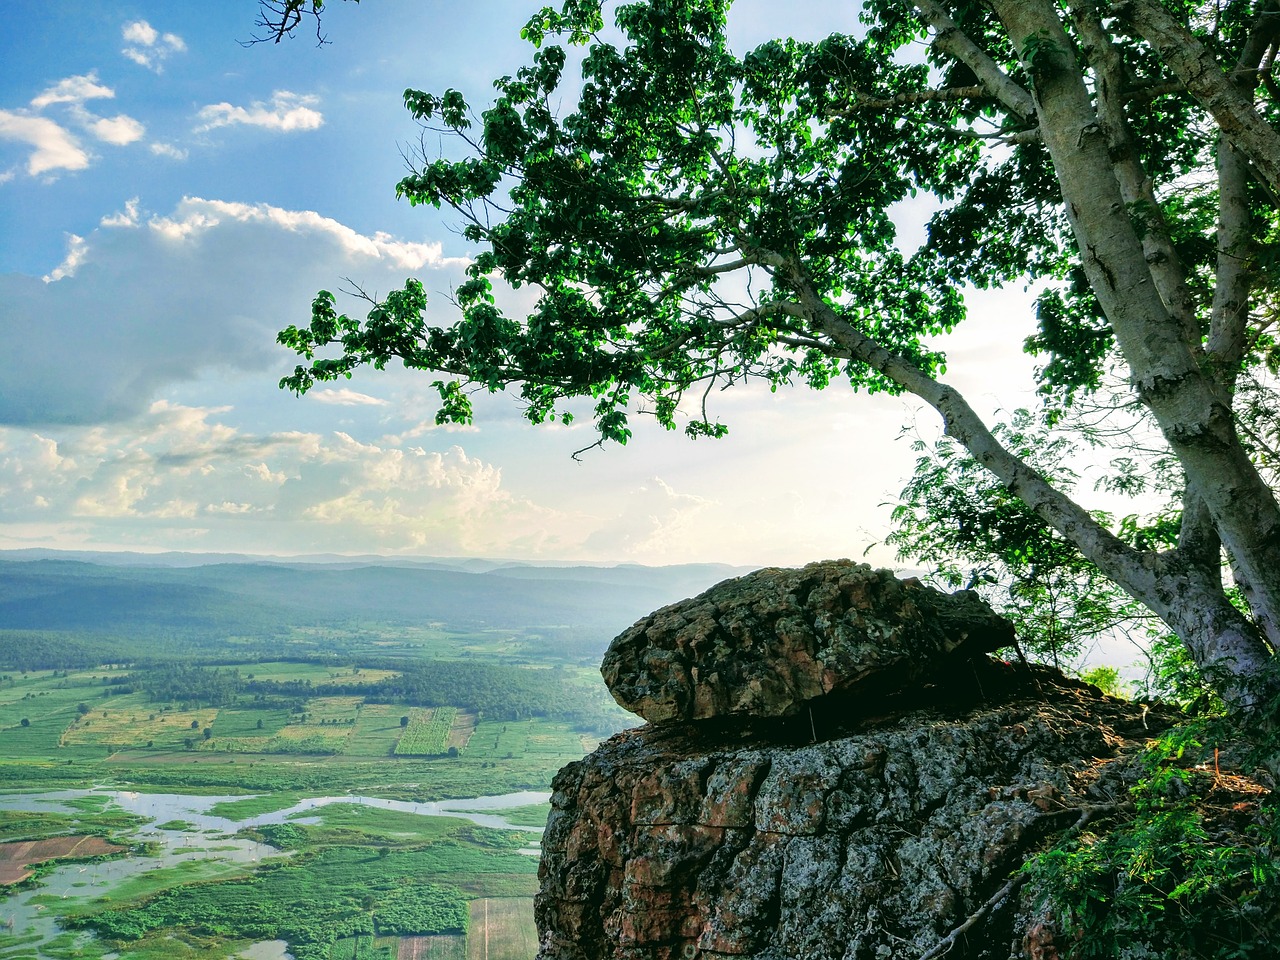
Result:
[536, 561, 1275, 960]
[601, 561, 1014, 723]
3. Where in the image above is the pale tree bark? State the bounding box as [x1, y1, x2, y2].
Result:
[1114, 0, 1280, 199]
[912, 0, 1036, 119]
[984, 0, 1280, 706]
[1069, 0, 1200, 349]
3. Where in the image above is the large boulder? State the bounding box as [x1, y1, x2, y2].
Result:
[541, 563, 1277, 960]
[537, 663, 1280, 960]
[601, 560, 1014, 723]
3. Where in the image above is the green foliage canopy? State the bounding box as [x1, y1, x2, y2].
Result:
[277, 0, 1280, 743]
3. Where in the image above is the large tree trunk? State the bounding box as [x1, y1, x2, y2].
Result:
[986, 0, 1280, 722]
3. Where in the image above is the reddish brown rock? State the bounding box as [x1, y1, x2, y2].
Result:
[601, 560, 1014, 723]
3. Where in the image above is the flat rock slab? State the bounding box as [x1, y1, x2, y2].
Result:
[602, 560, 1014, 723]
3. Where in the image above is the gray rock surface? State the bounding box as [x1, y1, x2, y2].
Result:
[601, 560, 1014, 723]
[543, 564, 1275, 960]
[537, 665, 1169, 960]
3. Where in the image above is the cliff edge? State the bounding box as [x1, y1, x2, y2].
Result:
[536, 561, 1275, 960]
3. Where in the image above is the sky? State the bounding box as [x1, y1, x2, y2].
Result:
[0, 0, 1045, 567]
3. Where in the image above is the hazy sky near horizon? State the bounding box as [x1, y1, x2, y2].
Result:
[0, 1, 1045, 566]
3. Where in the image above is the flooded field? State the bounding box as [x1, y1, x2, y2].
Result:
[0, 788, 547, 960]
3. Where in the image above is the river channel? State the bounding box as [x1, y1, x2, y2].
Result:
[0, 787, 549, 959]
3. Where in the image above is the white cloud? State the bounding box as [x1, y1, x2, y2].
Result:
[100, 198, 141, 228]
[0, 195, 468, 427]
[87, 113, 145, 145]
[149, 142, 188, 160]
[0, 405, 572, 556]
[30, 73, 115, 110]
[122, 20, 187, 72]
[0, 110, 89, 176]
[310, 388, 389, 407]
[121, 20, 158, 46]
[42, 234, 89, 283]
[195, 91, 324, 133]
[2, 73, 144, 177]
[148, 196, 464, 270]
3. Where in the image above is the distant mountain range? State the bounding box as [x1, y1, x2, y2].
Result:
[0, 550, 759, 642]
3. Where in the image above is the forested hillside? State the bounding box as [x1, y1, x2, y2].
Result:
[0, 553, 751, 669]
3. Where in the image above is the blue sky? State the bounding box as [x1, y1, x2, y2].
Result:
[0, 0, 1041, 565]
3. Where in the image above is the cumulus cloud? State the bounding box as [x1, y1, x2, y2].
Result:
[0, 195, 468, 427]
[30, 73, 115, 110]
[100, 197, 141, 228]
[0, 405, 571, 556]
[196, 91, 323, 133]
[0, 110, 89, 175]
[86, 113, 145, 145]
[122, 20, 187, 72]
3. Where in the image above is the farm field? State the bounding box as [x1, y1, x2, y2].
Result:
[467, 899, 538, 960]
[0, 644, 622, 960]
[0, 786, 545, 960]
[0, 549, 705, 960]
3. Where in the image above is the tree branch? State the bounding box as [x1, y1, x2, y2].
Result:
[776, 259, 1165, 608]
[917, 803, 1122, 960]
[831, 84, 990, 116]
[1113, 0, 1280, 201]
[1070, 0, 1200, 351]
[911, 0, 1037, 120]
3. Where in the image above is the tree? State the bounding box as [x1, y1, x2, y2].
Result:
[400, 715, 410, 728]
[278, 0, 1280, 764]
[19, 718, 29, 728]
[247, 0, 359, 45]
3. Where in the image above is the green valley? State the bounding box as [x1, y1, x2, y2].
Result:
[0, 551, 733, 960]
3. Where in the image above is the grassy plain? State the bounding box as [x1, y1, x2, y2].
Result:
[468, 898, 539, 960]
[0, 629, 620, 960]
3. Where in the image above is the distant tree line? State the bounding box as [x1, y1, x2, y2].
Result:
[124, 657, 625, 733]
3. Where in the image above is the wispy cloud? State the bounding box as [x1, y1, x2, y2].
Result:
[311, 388, 390, 407]
[122, 20, 187, 72]
[148, 196, 465, 270]
[149, 142, 188, 161]
[30, 73, 115, 110]
[195, 91, 323, 133]
[42, 234, 89, 282]
[0, 73, 145, 178]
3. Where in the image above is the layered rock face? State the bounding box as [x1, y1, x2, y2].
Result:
[536, 562, 1209, 959]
